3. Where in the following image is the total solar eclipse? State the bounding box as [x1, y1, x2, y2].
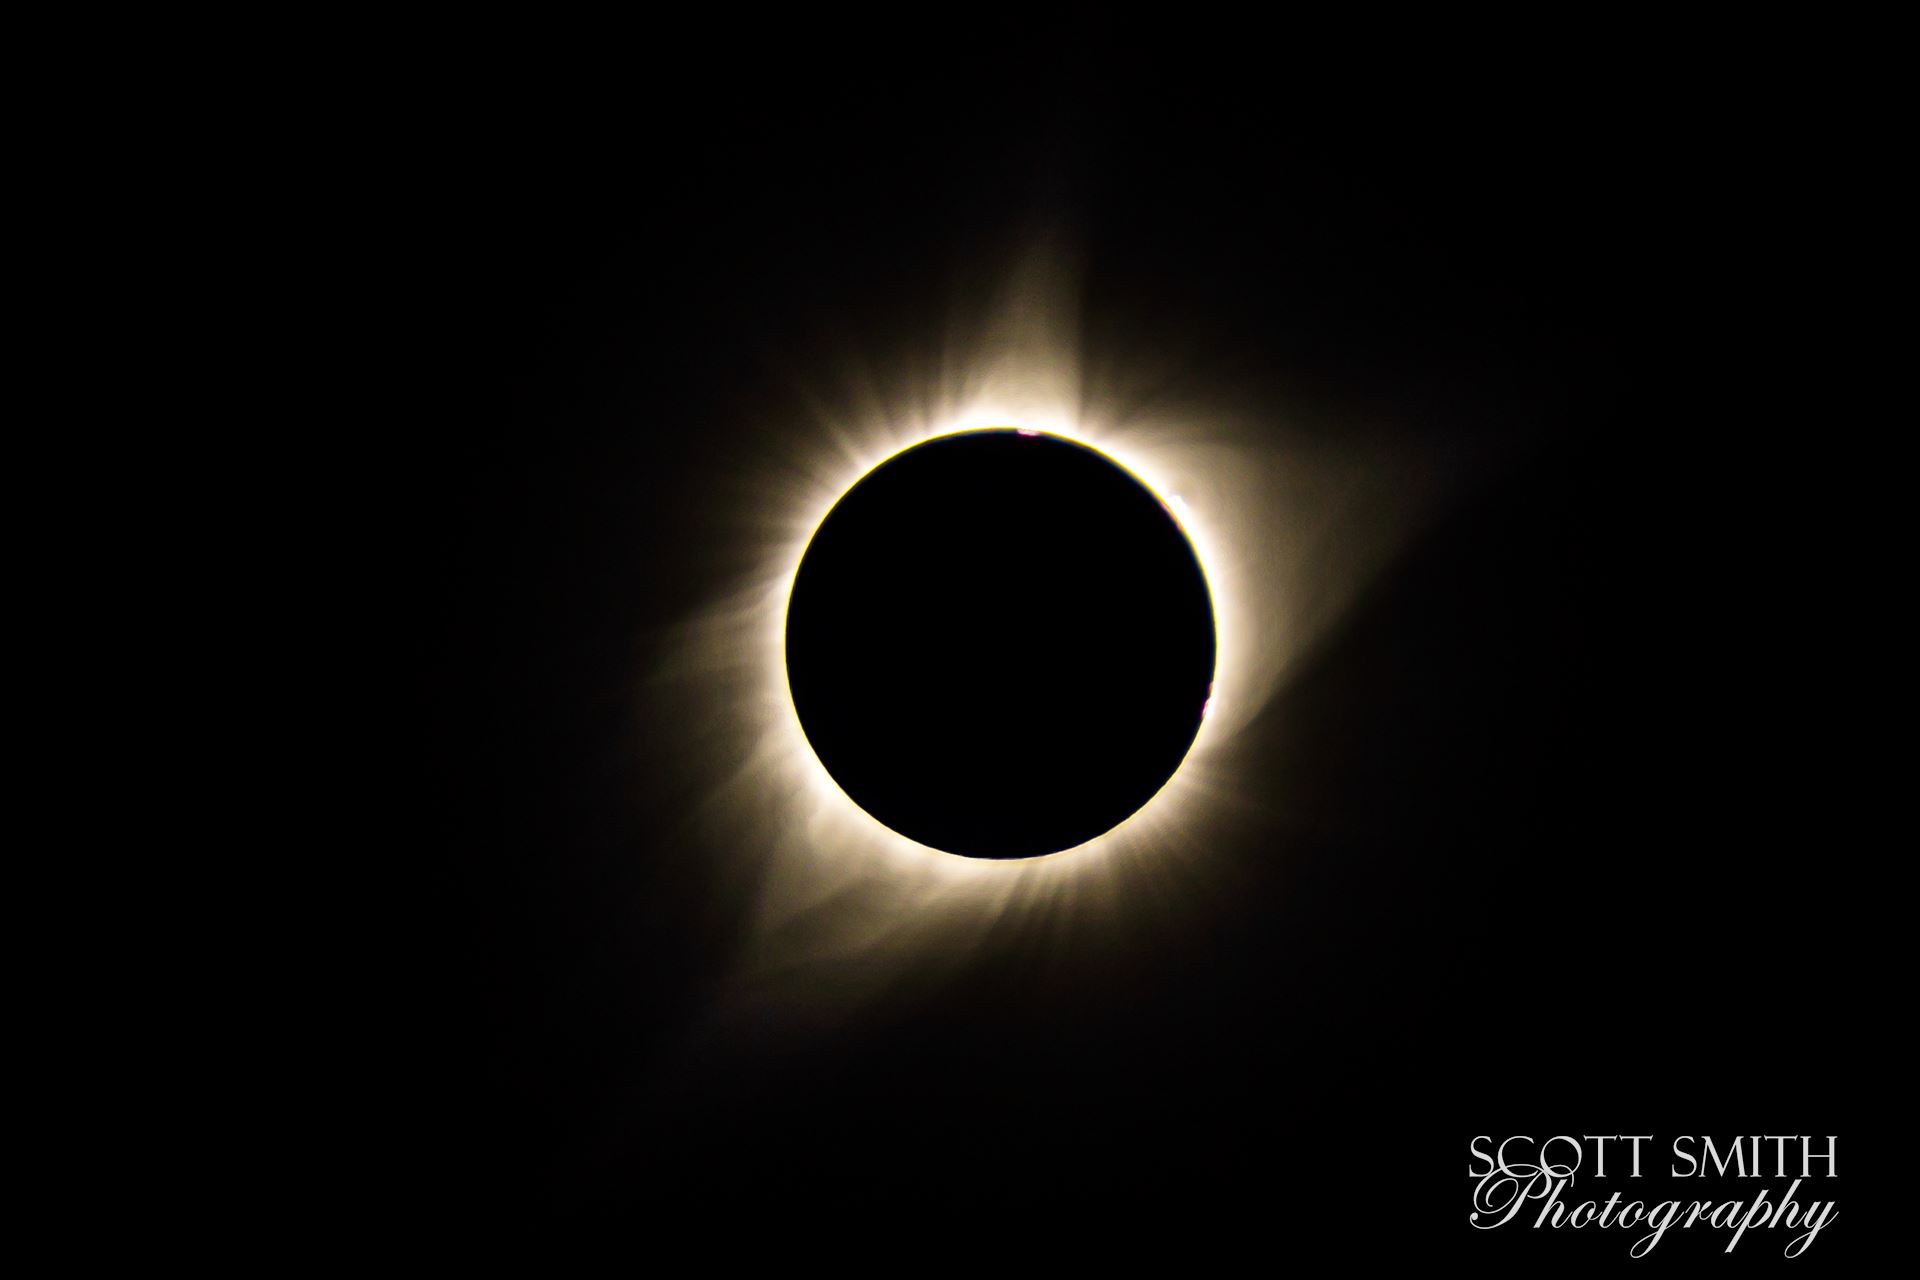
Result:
[784, 429, 1217, 859]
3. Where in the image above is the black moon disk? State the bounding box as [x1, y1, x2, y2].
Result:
[784, 429, 1217, 859]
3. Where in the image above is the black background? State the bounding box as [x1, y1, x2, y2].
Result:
[356, 26, 1884, 1266]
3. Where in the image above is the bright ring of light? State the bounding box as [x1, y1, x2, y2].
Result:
[756, 407, 1245, 885]
[647, 253, 1448, 1022]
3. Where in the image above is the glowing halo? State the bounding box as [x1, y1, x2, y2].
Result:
[642, 249, 1462, 1033]
[673, 395, 1278, 956]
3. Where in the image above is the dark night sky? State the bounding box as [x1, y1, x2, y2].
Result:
[354, 28, 1886, 1264]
